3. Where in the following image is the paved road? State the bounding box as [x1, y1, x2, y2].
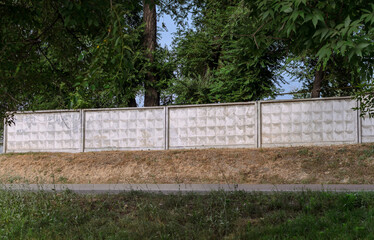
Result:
[2, 184, 374, 194]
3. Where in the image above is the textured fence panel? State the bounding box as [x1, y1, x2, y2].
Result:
[261, 99, 357, 147]
[6, 111, 81, 153]
[169, 104, 257, 149]
[84, 108, 165, 151]
[362, 117, 374, 143]
[4, 97, 372, 153]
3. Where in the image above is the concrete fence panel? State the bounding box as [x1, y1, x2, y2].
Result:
[84, 107, 165, 151]
[5, 111, 81, 153]
[4, 97, 373, 153]
[168, 103, 257, 149]
[362, 116, 374, 143]
[260, 98, 358, 147]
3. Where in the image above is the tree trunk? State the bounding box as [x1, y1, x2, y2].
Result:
[311, 68, 325, 98]
[143, 0, 159, 106]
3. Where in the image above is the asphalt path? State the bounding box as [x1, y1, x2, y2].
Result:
[2, 184, 374, 194]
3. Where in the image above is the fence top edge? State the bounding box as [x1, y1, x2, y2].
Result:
[167, 102, 256, 109]
[259, 96, 354, 104]
[8, 109, 81, 115]
[83, 106, 164, 112]
[8, 96, 354, 115]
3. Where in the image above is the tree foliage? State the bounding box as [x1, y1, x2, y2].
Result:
[169, 0, 285, 104]
[1, 1, 120, 113]
[254, 0, 374, 100]
[0, 0, 175, 119]
[1, 0, 374, 128]
[70, 2, 144, 108]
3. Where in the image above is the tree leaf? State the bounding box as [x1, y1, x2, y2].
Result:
[357, 42, 370, 50]
[344, 16, 351, 28]
[312, 16, 319, 28]
[283, 7, 293, 13]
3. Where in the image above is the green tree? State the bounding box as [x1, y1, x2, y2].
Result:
[254, 0, 374, 98]
[286, 55, 364, 98]
[169, 0, 284, 104]
[71, 2, 144, 108]
[1, 0, 105, 117]
[0, 0, 150, 116]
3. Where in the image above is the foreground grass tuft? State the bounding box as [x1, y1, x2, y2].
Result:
[1, 190, 374, 239]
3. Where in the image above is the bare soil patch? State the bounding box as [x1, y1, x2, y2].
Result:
[1, 144, 374, 184]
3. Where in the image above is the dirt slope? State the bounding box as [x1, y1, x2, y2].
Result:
[1, 144, 374, 184]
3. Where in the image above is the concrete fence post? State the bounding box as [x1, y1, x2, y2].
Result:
[164, 106, 169, 150]
[357, 100, 362, 144]
[80, 109, 86, 152]
[256, 101, 262, 148]
[3, 118, 7, 154]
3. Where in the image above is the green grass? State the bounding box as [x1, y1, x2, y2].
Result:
[1, 190, 374, 239]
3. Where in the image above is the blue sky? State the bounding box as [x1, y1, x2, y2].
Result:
[156, 13, 302, 101]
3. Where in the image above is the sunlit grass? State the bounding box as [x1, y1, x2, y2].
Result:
[1, 190, 374, 239]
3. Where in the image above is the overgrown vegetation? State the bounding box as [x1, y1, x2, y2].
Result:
[1, 0, 373, 120]
[1, 190, 374, 239]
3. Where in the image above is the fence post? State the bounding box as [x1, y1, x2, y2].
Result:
[3, 118, 7, 154]
[357, 99, 362, 144]
[256, 101, 262, 148]
[164, 106, 169, 150]
[80, 109, 86, 152]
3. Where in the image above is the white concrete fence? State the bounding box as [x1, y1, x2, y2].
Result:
[3, 97, 374, 153]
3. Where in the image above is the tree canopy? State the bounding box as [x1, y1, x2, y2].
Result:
[1, 1, 141, 115]
[1, 0, 374, 127]
[253, 0, 374, 114]
[168, 0, 285, 104]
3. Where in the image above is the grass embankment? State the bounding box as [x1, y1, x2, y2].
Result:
[1, 190, 374, 239]
[1, 143, 374, 184]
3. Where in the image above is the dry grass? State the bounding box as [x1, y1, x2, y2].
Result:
[1, 143, 374, 184]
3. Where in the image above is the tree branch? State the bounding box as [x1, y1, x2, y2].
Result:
[56, 12, 89, 51]
[50, 3, 89, 51]
[37, 43, 57, 73]
[252, 22, 266, 38]
[251, 20, 270, 49]
[3, 91, 21, 104]
[28, 15, 60, 43]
